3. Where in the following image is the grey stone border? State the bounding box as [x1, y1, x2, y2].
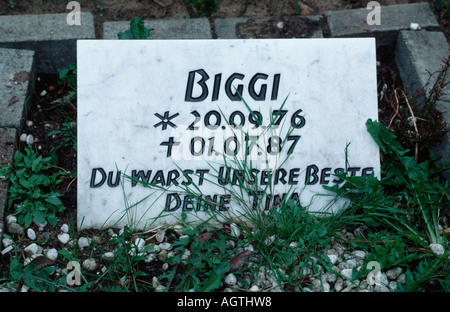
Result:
[0, 2, 449, 239]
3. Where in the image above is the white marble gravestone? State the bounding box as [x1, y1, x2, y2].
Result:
[77, 39, 379, 230]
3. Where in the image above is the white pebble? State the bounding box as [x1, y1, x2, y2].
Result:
[82, 258, 97, 272]
[409, 22, 420, 30]
[145, 253, 156, 263]
[40, 90, 47, 97]
[173, 224, 184, 235]
[230, 223, 240, 238]
[397, 273, 406, 284]
[224, 273, 237, 286]
[388, 281, 397, 291]
[155, 231, 165, 243]
[57, 233, 71, 244]
[289, 242, 299, 249]
[152, 244, 161, 253]
[374, 284, 391, 292]
[326, 272, 337, 284]
[340, 268, 354, 280]
[45, 248, 58, 261]
[134, 238, 145, 251]
[386, 267, 403, 280]
[162, 263, 169, 271]
[430, 243, 445, 256]
[181, 249, 191, 260]
[78, 237, 90, 250]
[351, 250, 366, 259]
[26, 134, 34, 145]
[159, 242, 172, 251]
[27, 228, 36, 241]
[334, 278, 344, 292]
[19, 133, 27, 142]
[346, 258, 358, 268]
[2, 238, 14, 248]
[276, 21, 284, 29]
[26, 120, 33, 127]
[249, 285, 259, 292]
[102, 252, 115, 261]
[152, 276, 161, 288]
[1, 245, 14, 255]
[6, 215, 17, 224]
[244, 244, 254, 253]
[327, 254, 338, 264]
[312, 279, 330, 292]
[60, 224, 69, 233]
[24, 243, 41, 256]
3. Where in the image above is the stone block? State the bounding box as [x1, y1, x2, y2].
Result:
[0, 48, 35, 129]
[395, 30, 450, 180]
[325, 2, 440, 46]
[0, 13, 96, 74]
[215, 18, 249, 39]
[103, 18, 213, 39]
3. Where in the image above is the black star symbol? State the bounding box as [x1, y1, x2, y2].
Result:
[154, 111, 179, 130]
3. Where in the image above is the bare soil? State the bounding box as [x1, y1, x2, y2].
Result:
[0, 0, 449, 41]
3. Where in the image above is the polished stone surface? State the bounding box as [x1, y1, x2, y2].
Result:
[77, 39, 379, 229]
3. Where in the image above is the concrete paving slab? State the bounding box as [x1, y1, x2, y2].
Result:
[215, 18, 249, 39]
[103, 18, 213, 39]
[325, 2, 440, 46]
[395, 29, 450, 180]
[0, 127, 17, 244]
[0, 13, 95, 74]
[0, 48, 35, 129]
[395, 30, 450, 102]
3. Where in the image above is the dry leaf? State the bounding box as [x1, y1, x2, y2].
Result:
[8, 96, 18, 107]
[28, 255, 55, 269]
[198, 233, 213, 244]
[229, 251, 252, 272]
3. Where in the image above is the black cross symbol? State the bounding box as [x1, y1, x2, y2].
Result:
[154, 111, 179, 130]
[160, 137, 180, 157]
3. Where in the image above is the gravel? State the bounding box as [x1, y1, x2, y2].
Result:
[78, 237, 90, 250]
[57, 233, 71, 244]
[61, 224, 69, 233]
[430, 243, 445, 256]
[82, 258, 97, 272]
[27, 228, 36, 241]
[0, 212, 448, 292]
[45, 248, 58, 261]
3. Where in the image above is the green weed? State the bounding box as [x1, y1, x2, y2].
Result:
[326, 119, 450, 247]
[162, 224, 231, 292]
[118, 17, 153, 40]
[58, 61, 77, 100]
[99, 226, 153, 291]
[0, 147, 67, 228]
[48, 121, 77, 162]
